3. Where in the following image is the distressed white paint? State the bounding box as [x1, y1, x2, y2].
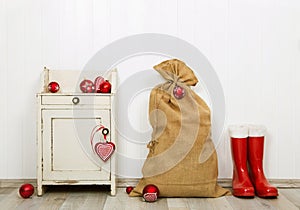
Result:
[0, 0, 300, 180]
[36, 69, 117, 196]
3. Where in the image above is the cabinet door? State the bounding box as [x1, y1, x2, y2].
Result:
[42, 109, 111, 181]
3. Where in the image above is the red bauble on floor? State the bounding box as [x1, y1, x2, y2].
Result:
[126, 186, 134, 194]
[142, 184, 159, 202]
[19, 183, 34, 199]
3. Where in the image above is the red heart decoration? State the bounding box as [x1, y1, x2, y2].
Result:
[143, 192, 158, 202]
[94, 142, 115, 162]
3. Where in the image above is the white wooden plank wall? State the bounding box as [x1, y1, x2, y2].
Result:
[0, 0, 300, 180]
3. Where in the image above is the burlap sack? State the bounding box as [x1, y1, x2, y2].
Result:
[130, 59, 229, 197]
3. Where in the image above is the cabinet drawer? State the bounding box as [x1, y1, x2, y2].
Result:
[41, 95, 110, 105]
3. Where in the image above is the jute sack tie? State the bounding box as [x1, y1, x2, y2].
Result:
[130, 59, 230, 197]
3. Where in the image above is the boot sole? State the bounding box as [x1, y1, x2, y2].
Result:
[233, 189, 255, 197]
[256, 192, 278, 198]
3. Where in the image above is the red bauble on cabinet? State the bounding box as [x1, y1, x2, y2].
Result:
[99, 80, 111, 93]
[48, 81, 60, 93]
[80, 79, 95, 93]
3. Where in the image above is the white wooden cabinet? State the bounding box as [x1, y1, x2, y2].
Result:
[37, 68, 117, 196]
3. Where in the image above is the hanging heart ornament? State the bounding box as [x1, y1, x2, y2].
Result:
[94, 142, 115, 162]
[90, 125, 115, 162]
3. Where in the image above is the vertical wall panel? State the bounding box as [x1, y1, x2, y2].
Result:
[209, 0, 230, 178]
[259, 0, 280, 178]
[177, 0, 196, 46]
[0, 0, 8, 178]
[122, 0, 145, 34]
[92, 0, 110, 55]
[22, 0, 42, 178]
[75, 0, 94, 69]
[41, 0, 61, 68]
[59, 0, 78, 69]
[227, 0, 258, 123]
[238, 1, 263, 124]
[110, 0, 130, 41]
[156, 0, 178, 36]
[193, 1, 213, 60]
[110, 0, 179, 40]
[6, 0, 25, 178]
[293, 2, 300, 178]
[273, 2, 295, 178]
[288, 3, 300, 179]
[139, 0, 163, 33]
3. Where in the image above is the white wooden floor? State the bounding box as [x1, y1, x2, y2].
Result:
[0, 186, 299, 210]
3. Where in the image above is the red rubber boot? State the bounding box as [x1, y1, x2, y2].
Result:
[248, 125, 278, 198]
[229, 125, 255, 197]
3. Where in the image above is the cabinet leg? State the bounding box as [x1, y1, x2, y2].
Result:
[37, 185, 45, 197]
[111, 186, 116, 196]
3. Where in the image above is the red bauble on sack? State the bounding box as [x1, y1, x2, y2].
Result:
[173, 85, 185, 99]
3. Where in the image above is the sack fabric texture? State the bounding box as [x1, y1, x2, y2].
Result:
[130, 59, 230, 197]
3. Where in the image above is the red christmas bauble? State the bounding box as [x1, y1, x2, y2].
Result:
[48, 81, 60, 93]
[94, 76, 105, 93]
[80, 79, 95, 93]
[142, 184, 159, 202]
[99, 80, 111, 93]
[126, 186, 134, 194]
[173, 85, 185, 99]
[19, 183, 34, 199]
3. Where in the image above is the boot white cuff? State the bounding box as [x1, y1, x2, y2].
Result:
[228, 125, 248, 138]
[248, 124, 266, 137]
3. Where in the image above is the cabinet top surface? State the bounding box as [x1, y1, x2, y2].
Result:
[39, 68, 117, 94]
[37, 93, 114, 96]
